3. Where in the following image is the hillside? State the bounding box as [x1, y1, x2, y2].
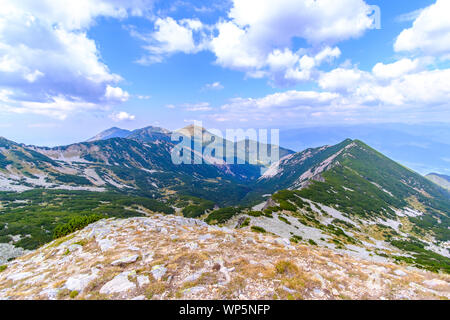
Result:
[0, 135, 449, 276]
[0, 215, 448, 300]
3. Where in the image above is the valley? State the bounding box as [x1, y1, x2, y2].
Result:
[0, 125, 449, 287]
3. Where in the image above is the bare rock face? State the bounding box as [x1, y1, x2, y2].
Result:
[100, 271, 136, 295]
[0, 215, 449, 300]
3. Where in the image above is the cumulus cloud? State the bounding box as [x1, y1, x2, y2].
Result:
[209, 0, 373, 85]
[134, 0, 374, 85]
[395, 0, 450, 58]
[0, 0, 151, 119]
[209, 60, 450, 126]
[105, 86, 130, 103]
[109, 111, 136, 122]
[133, 17, 209, 64]
[372, 58, 423, 80]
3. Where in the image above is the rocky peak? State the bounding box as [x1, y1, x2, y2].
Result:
[0, 215, 448, 300]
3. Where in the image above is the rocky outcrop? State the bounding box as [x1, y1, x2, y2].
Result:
[0, 215, 449, 300]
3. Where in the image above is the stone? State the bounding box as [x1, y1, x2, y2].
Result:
[183, 272, 202, 283]
[199, 234, 213, 241]
[143, 252, 154, 264]
[183, 286, 206, 295]
[423, 279, 447, 288]
[67, 244, 82, 253]
[40, 288, 59, 300]
[7, 272, 32, 282]
[132, 295, 146, 300]
[282, 286, 296, 294]
[65, 268, 100, 292]
[185, 242, 198, 250]
[394, 269, 407, 277]
[99, 272, 136, 295]
[151, 265, 167, 281]
[137, 275, 150, 287]
[97, 238, 115, 252]
[111, 254, 139, 266]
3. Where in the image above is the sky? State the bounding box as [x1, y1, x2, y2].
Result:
[0, 0, 450, 146]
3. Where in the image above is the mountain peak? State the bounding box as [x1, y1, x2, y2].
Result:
[87, 127, 131, 142]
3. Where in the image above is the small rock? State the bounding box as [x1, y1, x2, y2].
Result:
[97, 238, 115, 252]
[65, 269, 100, 292]
[183, 286, 206, 295]
[137, 275, 150, 287]
[151, 265, 167, 281]
[313, 288, 325, 297]
[394, 269, 407, 277]
[183, 272, 202, 283]
[40, 288, 58, 300]
[143, 252, 154, 264]
[423, 279, 447, 288]
[282, 286, 296, 294]
[99, 272, 136, 295]
[185, 242, 198, 250]
[7, 272, 32, 282]
[67, 244, 82, 253]
[199, 234, 213, 241]
[111, 254, 139, 266]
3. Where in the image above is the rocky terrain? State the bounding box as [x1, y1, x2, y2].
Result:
[0, 215, 448, 300]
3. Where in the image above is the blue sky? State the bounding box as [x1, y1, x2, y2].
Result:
[0, 0, 449, 146]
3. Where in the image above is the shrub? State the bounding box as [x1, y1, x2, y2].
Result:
[239, 218, 251, 228]
[53, 214, 104, 239]
[290, 235, 302, 243]
[247, 211, 263, 217]
[275, 260, 298, 275]
[278, 216, 291, 225]
[279, 200, 297, 212]
[251, 226, 266, 233]
[308, 239, 317, 246]
[0, 265, 6, 272]
[205, 207, 240, 224]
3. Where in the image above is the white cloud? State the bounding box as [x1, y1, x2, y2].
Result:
[395, 0, 450, 58]
[208, 0, 370, 85]
[202, 82, 224, 91]
[372, 58, 423, 80]
[4, 96, 102, 120]
[109, 111, 136, 122]
[135, 0, 372, 85]
[134, 17, 209, 64]
[209, 58, 450, 126]
[319, 68, 367, 92]
[0, 0, 151, 119]
[183, 102, 212, 112]
[105, 85, 130, 102]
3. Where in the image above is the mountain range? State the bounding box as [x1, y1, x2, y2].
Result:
[0, 125, 449, 274]
[426, 173, 450, 191]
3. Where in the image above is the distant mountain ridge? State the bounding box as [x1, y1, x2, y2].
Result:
[427, 173, 450, 191]
[87, 127, 132, 142]
[1, 132, 450, 273]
